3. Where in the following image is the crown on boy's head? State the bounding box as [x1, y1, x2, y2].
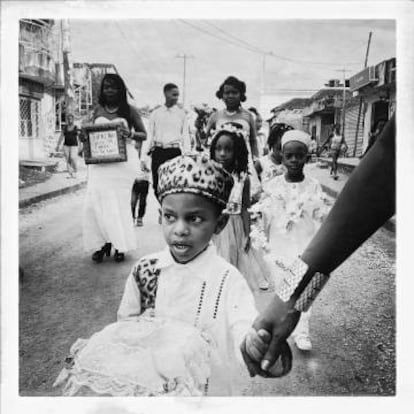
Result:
[157, 155, 234, 207]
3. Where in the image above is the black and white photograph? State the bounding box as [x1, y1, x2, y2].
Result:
[2, 1, 414, 413]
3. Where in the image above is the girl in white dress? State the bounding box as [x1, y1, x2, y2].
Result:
[82, 74, 147, 263]
[250, 130, 331, 350]
[210, 123, 271, 291]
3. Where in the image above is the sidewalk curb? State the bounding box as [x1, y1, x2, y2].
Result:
[19, 181, 87, 209]
[321, 183, 396, 234]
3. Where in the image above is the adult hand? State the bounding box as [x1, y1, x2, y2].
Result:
[119, 125, 130, 139]
[241, 294, 300, 377]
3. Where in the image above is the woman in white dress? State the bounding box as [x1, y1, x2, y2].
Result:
[82, 74, 147, 263]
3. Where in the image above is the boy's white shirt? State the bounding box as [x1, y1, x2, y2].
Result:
[117, 242, 258, 394]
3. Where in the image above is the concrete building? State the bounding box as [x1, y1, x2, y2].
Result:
[303, 86, 352, 147]
[349, 58, 396, 154]
[19, 19, 63, 161]
[19, 19, 131, 163]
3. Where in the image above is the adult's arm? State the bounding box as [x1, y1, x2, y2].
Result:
[254, 159, 263, 181]
[205, 112, 217, 138]
[248, 112, 259, 158]
[243, 114, 396, 376]
[129, 106, 147, 142]
[241, 176, 251, 244]
[146, 110, 156, 155]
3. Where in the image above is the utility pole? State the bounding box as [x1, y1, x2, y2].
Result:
[353, 31, 372, 156]
[61, 20, 74, 117]
[335, 68, 352, 140]
[175, 53, 194, 107]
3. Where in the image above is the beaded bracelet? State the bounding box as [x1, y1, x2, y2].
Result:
[274, 257, 329, 312]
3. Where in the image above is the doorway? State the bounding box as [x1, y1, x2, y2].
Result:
[371, 100, 389, 132]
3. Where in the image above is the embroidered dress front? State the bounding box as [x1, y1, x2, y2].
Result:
[117, 243, 258, 395]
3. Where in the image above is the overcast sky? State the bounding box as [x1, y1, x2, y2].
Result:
[69, 19, 395, 116]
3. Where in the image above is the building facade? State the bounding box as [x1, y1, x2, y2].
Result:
[349, 58, 396, 154]
[303, 88, 351, 146]
[18, 20, 127, 161]
[19, 19, 63, 160]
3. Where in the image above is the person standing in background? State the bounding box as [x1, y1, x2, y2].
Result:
[360, 119, 387, 158]
[55, 113, 80, 178]
[321, 124, 345, 180]
[131, 142, 151, 227]
[147, 83, 192, 199]
[82, 74, 147, 263]
[206, 76, 261, 201]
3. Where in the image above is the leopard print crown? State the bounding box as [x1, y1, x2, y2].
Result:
[157, 155, 234, 207]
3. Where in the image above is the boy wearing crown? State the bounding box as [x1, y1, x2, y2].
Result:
[117, 155, 263, 395]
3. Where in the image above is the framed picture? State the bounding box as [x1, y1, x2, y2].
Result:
[82, 122, 127, 164]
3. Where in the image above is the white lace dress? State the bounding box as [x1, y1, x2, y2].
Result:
[54, 315, 214, 396]
[250, 175, 332, 283]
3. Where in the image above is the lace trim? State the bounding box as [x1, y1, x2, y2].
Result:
[54, 318, 213, 397]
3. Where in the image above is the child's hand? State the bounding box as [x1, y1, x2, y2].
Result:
[244, 328, 271, 364]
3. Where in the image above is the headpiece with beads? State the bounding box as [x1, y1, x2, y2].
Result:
[157, 155, 234, 208]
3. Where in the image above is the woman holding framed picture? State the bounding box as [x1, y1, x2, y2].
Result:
[82, 73, 147, 263]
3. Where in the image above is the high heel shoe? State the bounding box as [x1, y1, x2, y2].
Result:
[114, 250, 125, 263]
[92, 243, 112, 263]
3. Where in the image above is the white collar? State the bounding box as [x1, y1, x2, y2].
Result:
[157, 242, 217, 280]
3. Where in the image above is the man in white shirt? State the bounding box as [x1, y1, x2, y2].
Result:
[147, 83, 192, 198]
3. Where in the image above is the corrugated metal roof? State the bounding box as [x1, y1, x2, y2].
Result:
[271, 98, 312, 113]
[309, 88, 351, 101]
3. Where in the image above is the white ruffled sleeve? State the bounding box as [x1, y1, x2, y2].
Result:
[117, 270, 142, 321]
[309, 179, 332, 223]
[225, 270, 258, 365]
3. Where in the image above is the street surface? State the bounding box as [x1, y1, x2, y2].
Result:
[19, 182, 395, 396]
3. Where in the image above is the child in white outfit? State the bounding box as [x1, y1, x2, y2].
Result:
[250, 130, 331, 352]
[118, 155, 258, 395]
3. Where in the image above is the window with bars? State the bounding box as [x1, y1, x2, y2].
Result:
[19, 96, 40, 139]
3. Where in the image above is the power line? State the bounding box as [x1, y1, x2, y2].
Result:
[179, 19, 264, 55]
[202, 21, 264, 54]
[113, 22, 162, 89]
[181, 19, 361, 68]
